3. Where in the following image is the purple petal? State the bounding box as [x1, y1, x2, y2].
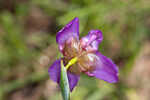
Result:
[87, 51, 118, 83]
[48, 59, 80, 92]
[67, 72, 80, 92]
[56, 17, 79, 52]
[80, 30, 103, 51]
[48, 59, 61, 83]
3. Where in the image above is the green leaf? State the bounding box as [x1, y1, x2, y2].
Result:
[60, 60, 70, 100]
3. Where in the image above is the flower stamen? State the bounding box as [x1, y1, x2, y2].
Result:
[65, 57, 78, 70]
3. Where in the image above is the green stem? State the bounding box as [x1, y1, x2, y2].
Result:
[60, 57, 78, 100]
[60, 60, 70, 100]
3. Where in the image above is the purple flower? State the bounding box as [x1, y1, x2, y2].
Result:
[48, 17, 119, 92]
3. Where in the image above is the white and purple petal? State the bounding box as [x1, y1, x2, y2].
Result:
[80, 30, 103, 51]
[56, 17, 79, 52]
[48, 59, 80, 91]
[87, 51, 119, 83]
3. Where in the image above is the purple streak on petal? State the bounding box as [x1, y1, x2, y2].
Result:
[67, 72, 80, 92]
[56, 17, 79, 51]
[80, 30, 103, 51]
[85, 72, 95, 77]
[87, 51, 118, 83]
[48, 59, 61, 83]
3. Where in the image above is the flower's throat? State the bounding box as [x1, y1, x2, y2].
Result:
[65, 57, 78, 70]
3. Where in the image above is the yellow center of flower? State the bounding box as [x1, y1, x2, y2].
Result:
[65, 57, 78, 70]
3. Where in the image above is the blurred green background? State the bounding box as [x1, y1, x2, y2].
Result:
[0, 0, 150, 100]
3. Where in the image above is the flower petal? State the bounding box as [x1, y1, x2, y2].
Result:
[48, 59, 80, 92]
[48, 59, 61, 83]
[67, 72, 80, 92]
[87, 51, 118, 83]
[56, 17, 79, 51]
[80, 30, 103, 51]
